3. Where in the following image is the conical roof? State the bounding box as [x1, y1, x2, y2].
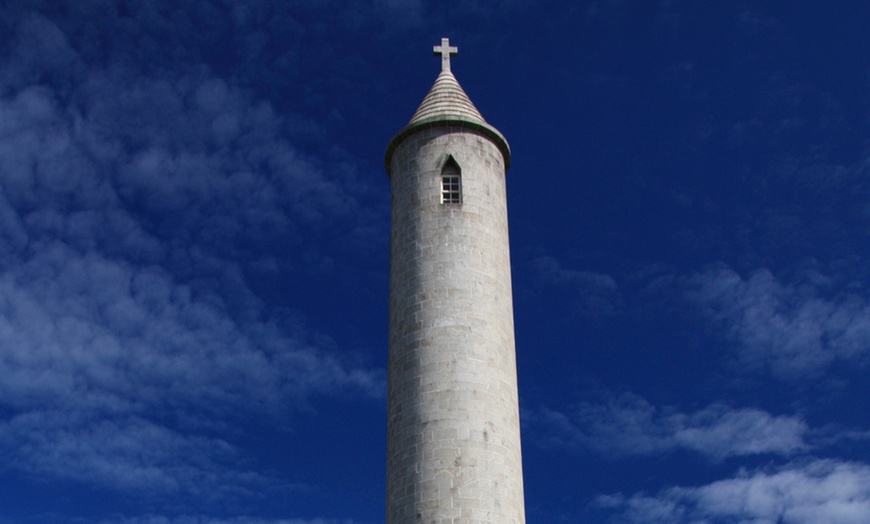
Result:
[385, 69, 510, 176]
[407, 70, 487, 126]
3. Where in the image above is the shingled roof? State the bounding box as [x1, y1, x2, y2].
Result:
[385, 69, 510, 176]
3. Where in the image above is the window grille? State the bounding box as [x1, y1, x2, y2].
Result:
[441, 158, 461, 204]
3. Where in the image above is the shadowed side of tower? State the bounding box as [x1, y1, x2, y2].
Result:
[385, 39, 526, 524]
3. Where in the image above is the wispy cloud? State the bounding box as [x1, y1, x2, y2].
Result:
[532, 256, 622, 316]
[373, 0, 426, 28]
[0, 3, 384, 502]
[1, 412, 258, 497]
[597, 459, 870, 524]
[537, 392, 808, 460]
[0, 246, 382, 412]
[688, 266, 870, 379]
[98, 518, 362, 524]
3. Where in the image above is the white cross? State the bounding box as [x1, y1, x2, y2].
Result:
[433, 38, 458, 72]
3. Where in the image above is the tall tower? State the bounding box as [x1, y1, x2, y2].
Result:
[384, 39, 525, 524]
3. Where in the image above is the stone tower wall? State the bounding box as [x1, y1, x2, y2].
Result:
[386, 126, 525, 524]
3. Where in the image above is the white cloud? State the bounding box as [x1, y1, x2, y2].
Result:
[539, 392, 808, 460]
[0, 2, 385, 501]
[599, 459, 870, 524]
[0, 241, 383, 495]
[99, 517, 361, 524]
[1, 412, 253, 497]
[689, 267, 870, 379]
[372, 0, 426, 29]
[10, 11, 79, 78]
[0, 245, 381, 412]
[532, 256, 621, 316]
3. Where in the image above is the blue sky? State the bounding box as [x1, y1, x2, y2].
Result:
[2, 1, 870, 523]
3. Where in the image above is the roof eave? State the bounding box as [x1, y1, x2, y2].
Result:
[384, 117, 511, 178]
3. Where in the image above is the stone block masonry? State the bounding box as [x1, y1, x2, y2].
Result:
[386, 125, 525, 524]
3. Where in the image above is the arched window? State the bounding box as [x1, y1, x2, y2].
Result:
[441, 157, 461, 204]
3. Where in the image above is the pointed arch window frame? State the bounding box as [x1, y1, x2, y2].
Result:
[440, 156, 462, 205]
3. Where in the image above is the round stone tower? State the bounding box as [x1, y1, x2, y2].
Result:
[384, 39, 526, 524]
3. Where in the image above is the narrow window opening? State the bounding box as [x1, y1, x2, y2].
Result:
[441, 158, 462, 204]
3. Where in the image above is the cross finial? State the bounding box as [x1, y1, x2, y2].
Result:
[433, 37, 458, 72]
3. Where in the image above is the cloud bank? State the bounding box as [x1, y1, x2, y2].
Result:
[599, 459, 870, 524]
[689, 266, 870, 379]
[539, 392, 808, 460]
[0, 3, 384, 504]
